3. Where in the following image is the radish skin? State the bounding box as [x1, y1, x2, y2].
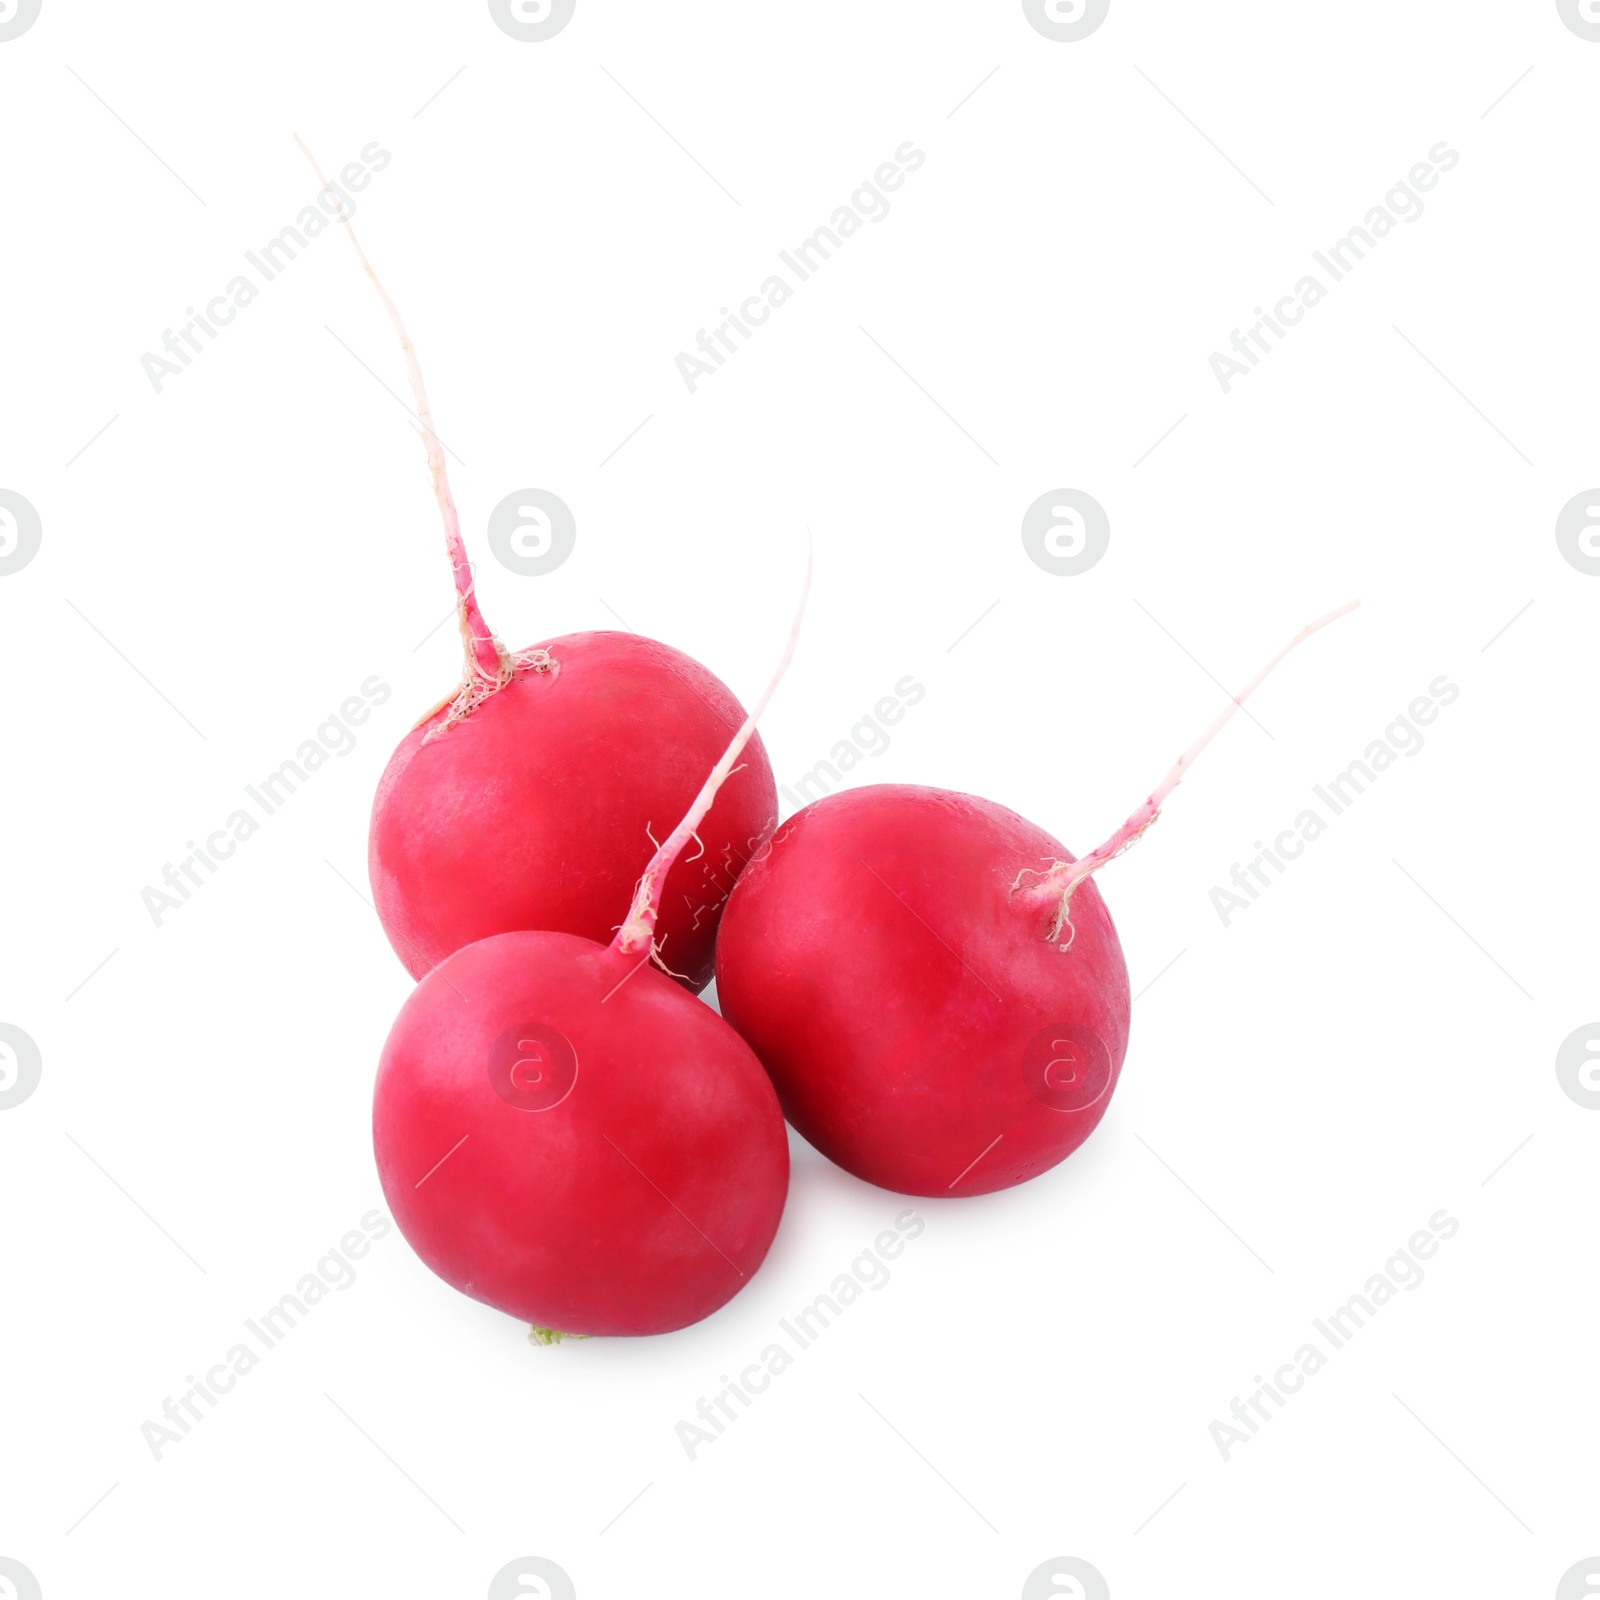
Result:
[373, 930, 790, 1334]
[717, 784, 1130, 1197]
[369, 629, 777, 987]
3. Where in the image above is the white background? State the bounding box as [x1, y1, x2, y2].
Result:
[2, 2, 1597, 1597]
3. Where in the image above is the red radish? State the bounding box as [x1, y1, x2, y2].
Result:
[372, 559, 808, 1337]
[370, 630, 776, 987]
[298, 139, 775, 986]
[714, 605, 1357, 1198]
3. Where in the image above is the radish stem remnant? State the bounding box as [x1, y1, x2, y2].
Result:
[1018, 600, 1360, 943]
[296, 135, 524, 726]
[613, 545, 812, 959]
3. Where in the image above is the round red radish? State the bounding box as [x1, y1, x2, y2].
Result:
[296, 137, 773, 987]
[370, 630, 774, 986]
[715, 784, 1130, 1197]
[715, 606, 1358, 1199]
[374, 929, 788, 1335]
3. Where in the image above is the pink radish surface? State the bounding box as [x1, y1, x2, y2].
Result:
[716, 784, 1130, 1197]
[373, 929, 789, 1335]
[373, 555, 809, 1336]
[298, 139, 773, 986]
[715, 604, 1356, 1199]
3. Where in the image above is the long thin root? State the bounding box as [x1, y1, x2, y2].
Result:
[1023, 600, 1359, 941]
